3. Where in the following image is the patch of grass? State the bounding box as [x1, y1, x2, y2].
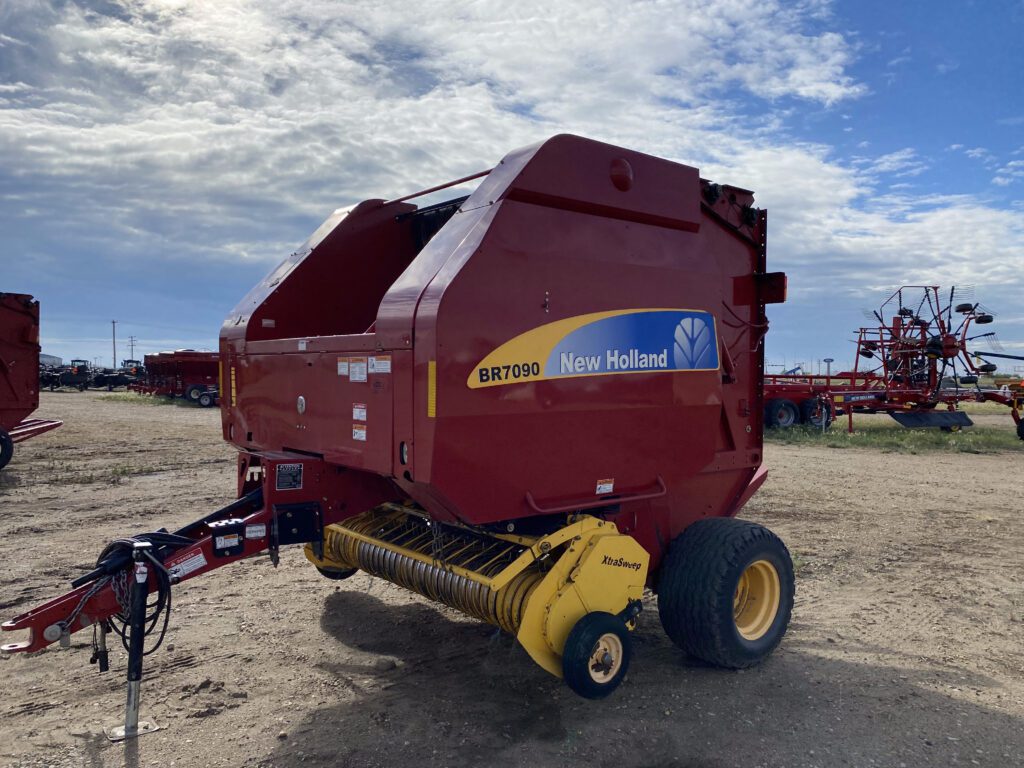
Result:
[791, 552, 809, 574]
[764, 423, 1023, 454]
[958, 400, 1019, 415]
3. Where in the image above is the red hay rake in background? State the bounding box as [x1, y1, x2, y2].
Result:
[763, 285, 1024, 437]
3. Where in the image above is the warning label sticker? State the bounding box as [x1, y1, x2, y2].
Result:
[215, 533, 241, 550]
[337, 357, 349, 376]
[352, 403, 367, 421]
[245, 523, 267, 539]
[167, 551, 207, 580]
[369, 355, 392, 374]
[298, 339, 308, 351]
[596, 478, 615, 495]
[350, 358, 368, 382]
[352, 424, 367, 442]
[276, 463, 303, 490]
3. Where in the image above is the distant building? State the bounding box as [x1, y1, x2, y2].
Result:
[40, 353, 62, 367]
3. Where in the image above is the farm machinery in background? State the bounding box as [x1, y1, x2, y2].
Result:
[764, 286, 1024, 438]
[0, 293, 63, 470]
[4, 135, 793, 734]
[131, 350, 219, 406]
[57, 358, 94, 390]
[91, 360, 145, 391]
[38, 358, 145, 392]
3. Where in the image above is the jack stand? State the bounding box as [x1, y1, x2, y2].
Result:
[105, 542, 159, 742]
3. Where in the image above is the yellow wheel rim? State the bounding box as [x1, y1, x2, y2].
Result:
[733, 559, 781, 641]
[587, 633, 624, 684]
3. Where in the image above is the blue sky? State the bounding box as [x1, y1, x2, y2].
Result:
[1, 0, 1022, 373]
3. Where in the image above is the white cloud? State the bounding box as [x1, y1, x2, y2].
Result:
[991, 159, 1024, 187]
[859, 147, 928, 177]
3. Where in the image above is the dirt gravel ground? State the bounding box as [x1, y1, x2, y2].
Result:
[1, 392, 1021, 768]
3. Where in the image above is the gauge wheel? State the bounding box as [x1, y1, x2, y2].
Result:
[657, 518, 795, 668]
[562, 612, 632, 699]
[315, 566, 357, 581]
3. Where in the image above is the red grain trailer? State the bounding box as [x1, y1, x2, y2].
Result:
[135, 350, 218, 405]
[0, 293, 62, 470]
[4, 136, 789, 707]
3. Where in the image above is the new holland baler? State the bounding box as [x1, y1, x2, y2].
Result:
[3, 135, 790, 705]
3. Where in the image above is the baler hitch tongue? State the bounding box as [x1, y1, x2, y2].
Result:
[0, 487, 269, 657]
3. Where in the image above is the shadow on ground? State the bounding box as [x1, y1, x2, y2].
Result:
[250, 590, 1023, 768]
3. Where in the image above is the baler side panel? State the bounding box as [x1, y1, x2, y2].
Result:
[412, 197, 724, 527]
[0, 293, 41, 432]
[232, 350, 393, 473]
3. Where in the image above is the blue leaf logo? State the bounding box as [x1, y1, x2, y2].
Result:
[673, 316, 713, 369]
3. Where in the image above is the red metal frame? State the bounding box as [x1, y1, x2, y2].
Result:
[9, 417, 63, 443]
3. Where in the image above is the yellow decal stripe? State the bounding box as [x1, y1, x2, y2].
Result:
[427, 360, 437, 418]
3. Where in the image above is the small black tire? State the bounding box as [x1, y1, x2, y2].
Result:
[0, 428, 13, 470]
[975, 314, 994, 325]
[185, 384, 204, 401]
[959, 375, 978, 385]
[800, 399, 832, 428]
[940, 424, 962, 433]
[562, 612, 632, 699]
[315, 566, 357, 581]
[977, 363, 997, 373]
[765, 399, 799, 429]
[198, 392, 215, 408]
[955, 302, 974, 313]
[657, 518, 794, 669]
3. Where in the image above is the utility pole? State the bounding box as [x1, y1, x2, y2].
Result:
[112, 320, 118, 368]
[128, 335, 137, 360]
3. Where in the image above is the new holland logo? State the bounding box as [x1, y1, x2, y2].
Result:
[468, 308, 720, 389]
[673, 315, 715, 369]
[601, 554, 643, 572]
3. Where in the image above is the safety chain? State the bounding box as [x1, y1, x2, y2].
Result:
[110, 568, 131, 619]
